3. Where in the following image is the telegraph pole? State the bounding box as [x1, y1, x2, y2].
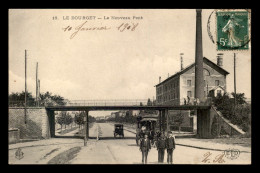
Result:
[234, 53, 237, 109]
[38, 79, 40, 106]
[36, 62, 38, 107]
[25, 50, 27, 124]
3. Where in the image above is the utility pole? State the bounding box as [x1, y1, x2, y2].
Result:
[38, 79, 40, 106]
[25, 50, 27, 124]
[36, 62, 38, 107]
[234, 53, 237, 110]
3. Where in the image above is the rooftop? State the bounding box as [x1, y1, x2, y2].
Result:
[155, 57, 229, 87]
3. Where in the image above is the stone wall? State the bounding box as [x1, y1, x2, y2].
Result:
[8, 108, 51, 140]
[9, 128, 20, 144]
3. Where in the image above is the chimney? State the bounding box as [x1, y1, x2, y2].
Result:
[180, 53, 184, 70]
[168, 73, 169, 78]
[159, 76, 161, 83]
[195, 9, 204, 101]
[217, 53, 223, 67]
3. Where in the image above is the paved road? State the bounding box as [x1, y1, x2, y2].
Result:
[70, 123, 251, 164]
[9, 122, 251, 164]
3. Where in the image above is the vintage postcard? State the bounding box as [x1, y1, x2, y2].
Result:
[8, 9, 251, 164]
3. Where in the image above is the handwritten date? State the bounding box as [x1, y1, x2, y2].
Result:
[62, 21, 139, 39]
[117, 23, 139, 32]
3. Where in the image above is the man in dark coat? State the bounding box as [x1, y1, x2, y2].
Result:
[156, 132, 166, 163]
[139, 134, 151, 164]
[166, 131, 176, 164]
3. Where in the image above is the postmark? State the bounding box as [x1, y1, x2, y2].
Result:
[224, 148, 240, 160]
[216, 10, 250, 50]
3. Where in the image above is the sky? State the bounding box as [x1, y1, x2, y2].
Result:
[9, 9, 251, 117]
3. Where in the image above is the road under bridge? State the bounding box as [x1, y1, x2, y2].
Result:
[45, 104, 213, 139]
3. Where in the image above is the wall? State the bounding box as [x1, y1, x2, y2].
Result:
[8, 108, 51, 140]
[9, 128, 20, 144]
[156, 76, 180, 105]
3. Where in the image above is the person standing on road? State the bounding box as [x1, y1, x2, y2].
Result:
[156, 132, 166, 163]
[166, 131, 176, 164]
[139, 134, 151, 164]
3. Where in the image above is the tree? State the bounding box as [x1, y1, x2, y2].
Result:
[213, 92, 251, 133]
[231, 92, 247, 105]
[64, 112, 73, 129]
[9, 91, 35, 107]
[173, 111, 184, 133]
[39, 92, 66, 106]
[88, 115, 96, 123]
[56, 112, 66, 133]
[74, 112, 85, 130]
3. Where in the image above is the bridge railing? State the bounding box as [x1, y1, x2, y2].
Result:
[8, 99, 149, 107]
[63, 100, 149, 106]
[8, 97, 213, 107]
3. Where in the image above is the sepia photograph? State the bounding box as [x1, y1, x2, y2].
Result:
[8, 9, 251, 164]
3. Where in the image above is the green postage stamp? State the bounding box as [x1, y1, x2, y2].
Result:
[216, 10, 250, 50]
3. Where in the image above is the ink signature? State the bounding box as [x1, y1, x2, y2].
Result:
[62, 21, 139, 39]
[201, 152, 225, 163]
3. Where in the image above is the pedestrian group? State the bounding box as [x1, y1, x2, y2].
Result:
[139, 129, 176, 164]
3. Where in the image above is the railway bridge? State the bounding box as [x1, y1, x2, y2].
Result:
[9, 99, 216, 141]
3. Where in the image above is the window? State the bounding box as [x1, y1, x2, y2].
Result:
[215, 80, 220, 86]
[187, 80, 191, 86]
[203, 68, 210, 76]
[217, 90, 222, 96]
[204, 80, 206, 87]
[187, 91, 192, 97]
